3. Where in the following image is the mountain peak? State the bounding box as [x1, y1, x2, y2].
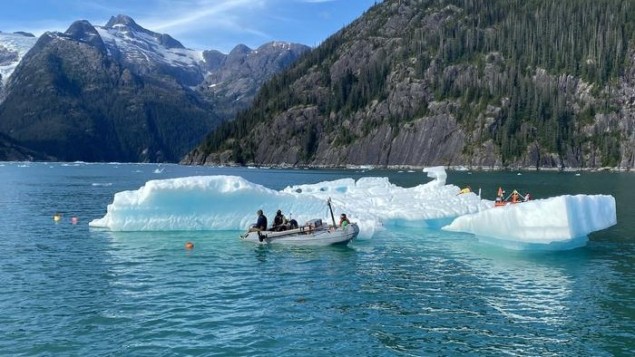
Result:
[103, 14, 184, 50]
[105, 14, 141, 30]
[13, 31, 35, 38]
[229, 44, 252, 56]
[65, 20, 97, 36]
[64, 20, 105, 49]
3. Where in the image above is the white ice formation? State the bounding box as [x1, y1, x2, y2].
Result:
[442, 194, 617, 250]
[89, 167, 617, 250]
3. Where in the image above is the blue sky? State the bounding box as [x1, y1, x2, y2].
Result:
[0, 0, 379, 53]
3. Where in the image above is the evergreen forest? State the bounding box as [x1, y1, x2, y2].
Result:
[197, 0, 635, 169]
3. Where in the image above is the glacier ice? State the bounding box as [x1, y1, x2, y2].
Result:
[442, 194, 617, 250]
[89, 167, 617, 250]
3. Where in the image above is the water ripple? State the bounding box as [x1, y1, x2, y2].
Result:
[0, 165, 633, 355]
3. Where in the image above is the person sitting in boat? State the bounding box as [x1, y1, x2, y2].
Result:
[511, 190, 520, 203]
[249, 209, 268, 232]
[495, 187, 506, 206]
[339, 213, 350, 228]
[272, 210, 287, 231]
[458, 186, 471, 195]
[497, 187, 505, 200]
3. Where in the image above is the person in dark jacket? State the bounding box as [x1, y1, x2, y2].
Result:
[250, 209, 268, 232]
[272, 210, 286, 231]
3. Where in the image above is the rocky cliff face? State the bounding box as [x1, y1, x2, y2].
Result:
[0, 131, 51, 161]
[197, 42, 310, 121]
[186, 0, 635, 170]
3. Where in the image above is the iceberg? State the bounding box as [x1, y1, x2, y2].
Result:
[442, 195, 617, 250]
[281, 166, 487, 231]
[89, 175, 329, 233]
[89, 166, 617, 250]
[89, 166, 488, 237]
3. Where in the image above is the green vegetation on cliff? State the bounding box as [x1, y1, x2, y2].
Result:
[193, 0, 635, 169]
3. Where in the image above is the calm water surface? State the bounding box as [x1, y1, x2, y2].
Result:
[0, 163, 633, 356]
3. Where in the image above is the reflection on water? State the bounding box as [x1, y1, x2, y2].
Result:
[362, 227, 631, 354]
[467, 248, 575, 326]
[472, 234, 589, 251]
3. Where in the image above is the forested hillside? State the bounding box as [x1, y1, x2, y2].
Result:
[186, 0, 635, 169]
[0, 132, 51, 161]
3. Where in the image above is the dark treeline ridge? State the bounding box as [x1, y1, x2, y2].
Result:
[199, 0, 635, 167]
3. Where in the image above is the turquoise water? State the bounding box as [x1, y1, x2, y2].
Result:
[0, 163, 633, 356]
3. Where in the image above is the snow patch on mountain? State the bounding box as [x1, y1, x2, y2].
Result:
[94, 25, 203, 70]
[0, 32, 38, 86]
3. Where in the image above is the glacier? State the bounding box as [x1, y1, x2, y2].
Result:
[89, 167, 617, 250]
[95, 26, 203, 69]
[0, 32, 38, 86]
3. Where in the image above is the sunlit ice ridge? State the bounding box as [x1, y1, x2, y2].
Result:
[89, 167, 617, 250]
[443, 194, 616, 250]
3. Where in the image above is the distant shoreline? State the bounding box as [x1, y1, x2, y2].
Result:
[2, 160, 632, 172]
[197, 162, 633, 173]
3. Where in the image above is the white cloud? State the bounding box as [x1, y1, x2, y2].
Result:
[1, 0, 375, 53]
[147, 0, 259, 32]
[133, 0, 273, 45]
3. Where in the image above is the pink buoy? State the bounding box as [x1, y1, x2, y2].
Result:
[71, 216, 79, 225]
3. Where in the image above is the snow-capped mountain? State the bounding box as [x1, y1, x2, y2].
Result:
[0, 31, 38, 87]
[99, 15, 202, 65]
[0, 15, 310, 162]
[94, 15, 205, 86]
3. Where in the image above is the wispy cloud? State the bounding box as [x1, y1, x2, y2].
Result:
[1, 0, 375, 52]
[136, 0, 273, 44]
[147, 0, 259, 32]
[21, 0, 272, 38]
